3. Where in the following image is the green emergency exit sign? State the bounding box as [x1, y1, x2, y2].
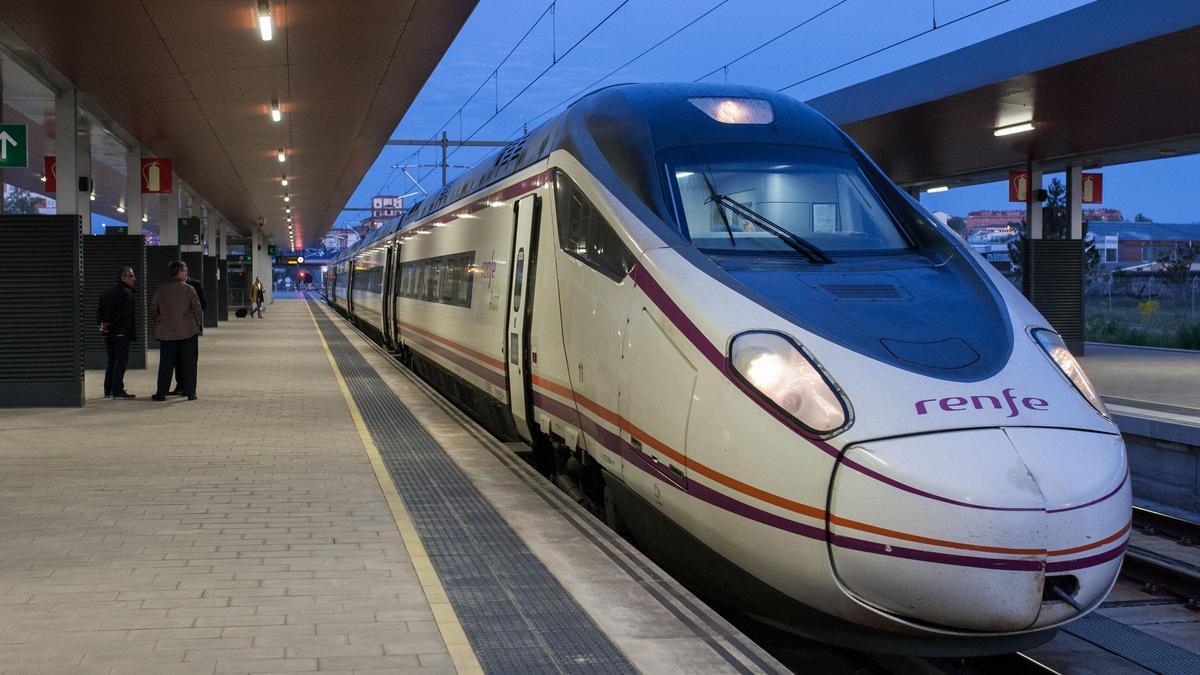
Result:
[0, 124, 28, 168]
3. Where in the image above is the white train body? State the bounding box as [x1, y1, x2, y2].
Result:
[329, 84, 1130, 655]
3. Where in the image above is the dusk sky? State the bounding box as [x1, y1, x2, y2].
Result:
[335, 0, 1199, 232]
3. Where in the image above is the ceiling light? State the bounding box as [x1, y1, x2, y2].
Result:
[257, 1, 273, 41]
[283, 194, 290, 202]
[994, 121, 1035, 137]
[277, 149, 286, 162]
[116, 204, 126, 213]
[142, 214, 148, 222]
[270, 98, 281, 122]
[285, 206, 291, 213]
[926, 185, 949, 193]
[281, 175, 288, 187]
[89, 192, 96, 201]
[39, 174, 46, 182]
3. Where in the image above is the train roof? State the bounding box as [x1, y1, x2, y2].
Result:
[339, 82, 856, 259]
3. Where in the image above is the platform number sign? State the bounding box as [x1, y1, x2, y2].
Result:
[0, 124, 28, 168]
[178, 217, 204, 245]
[268, 244, 278, 255]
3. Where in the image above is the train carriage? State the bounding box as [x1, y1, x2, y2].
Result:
[328, 83, 1130, 655]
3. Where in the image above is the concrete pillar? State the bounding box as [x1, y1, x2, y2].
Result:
[1067, 164, 1084, 240]
[217, 220, 228, 258]
[1026, 163, 1044, 240]
[159, 180, 179, 245]
[54, 89, 80, 224]
[203, 203, 218, 256]
[76, 117, 92, 233]
[125, 145, 142, 235]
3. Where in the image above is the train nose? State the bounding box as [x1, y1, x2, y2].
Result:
[826, 428, 1128, 633]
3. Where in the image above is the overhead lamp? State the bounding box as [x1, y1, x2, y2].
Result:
[89, 192, 96, 201]
[285, 206, 291, 213]
[257, 0, 273, 41]
[277, 149, 286, 162]
[116, 204, 126, 213]
[142, 213, 148, 223]
[283, 194, 290, 202]
[270, 98, 281, 122]
[926, 185, 949, 193]
[39, 174, 46, 182]
[281, 175, 288, 187]
[994, 121, 1035, 137]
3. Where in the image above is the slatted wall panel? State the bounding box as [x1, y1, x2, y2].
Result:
[217, 259, 229, 321]
[82, 236, 146, 370]
[1024, 239, 1085, 355]
[146, 245, 182, 348]
[0, 216, 84, 407]
[203, 255, 218, 327]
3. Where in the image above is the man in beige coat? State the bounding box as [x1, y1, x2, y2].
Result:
[151, 260, 203, 401]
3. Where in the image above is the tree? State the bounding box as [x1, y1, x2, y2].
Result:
[947, 215, 967, 238]
[3, 188, 40, 215]
[1158, 245, 1198, 301]
[1134, 213, 1153, 223]
[1042, 177, 1068, 239]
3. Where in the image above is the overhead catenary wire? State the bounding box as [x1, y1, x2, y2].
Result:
[368, 1, 558, 198]
[414, 0, 633, 189]
[506, 0, 735, 141]
[776, 0, 1009, 92]
[691, 0, 851, 83]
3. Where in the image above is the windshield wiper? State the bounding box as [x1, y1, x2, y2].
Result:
[699, 173, 737, 247]
[707, 193, 833, 264]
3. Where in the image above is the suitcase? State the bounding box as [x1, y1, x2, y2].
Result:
[235, 307, 249, 318]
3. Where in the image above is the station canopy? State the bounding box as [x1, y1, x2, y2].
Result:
[808, 0, 1200, 190]
[0, 1, 477, 243]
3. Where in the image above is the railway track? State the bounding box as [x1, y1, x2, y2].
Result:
[1127, 506, 1200, 608]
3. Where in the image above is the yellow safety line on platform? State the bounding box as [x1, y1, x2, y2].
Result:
[306, 302, 483, 674]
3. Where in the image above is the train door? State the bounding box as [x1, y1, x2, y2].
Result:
[390, 242, 402, 348]
[381, 244, 395, 347]
[505, 194, 541, 440]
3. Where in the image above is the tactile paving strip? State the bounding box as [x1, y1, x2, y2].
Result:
[312, 304, 635, 674]
[1063, 612, 1200, 675]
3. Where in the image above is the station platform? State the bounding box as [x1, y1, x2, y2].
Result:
[0, 298, 783, 674]
[1082, 343, 1200, 423]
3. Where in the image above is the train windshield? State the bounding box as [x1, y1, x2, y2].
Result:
[662, 145, 914, 257]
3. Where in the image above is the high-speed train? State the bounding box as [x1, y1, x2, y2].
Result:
[327, 83, 1130, 655]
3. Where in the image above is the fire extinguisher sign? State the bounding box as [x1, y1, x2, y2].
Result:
[141, 158, 173, 194]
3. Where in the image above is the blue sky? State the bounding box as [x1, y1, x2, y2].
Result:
[333, 0, 1198, 232]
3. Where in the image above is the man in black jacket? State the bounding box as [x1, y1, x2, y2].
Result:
[97, 266, 138, 398]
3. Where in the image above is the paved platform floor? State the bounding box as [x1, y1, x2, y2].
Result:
[1082, 343, 1200, 421]
[0, 298, 780, 674]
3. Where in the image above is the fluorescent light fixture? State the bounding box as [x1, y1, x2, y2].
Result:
[281, 175, 288, 187]
[926, 185, 949, 193]
[277, 149, 286, 162]
[994, 121, 1035, 137]
[116, 204, 126, 213]
[89, 192, 96, 201]
[270, 99, 281, 122]
[257, 1, 273, 41]
[39, 175, 46, 182]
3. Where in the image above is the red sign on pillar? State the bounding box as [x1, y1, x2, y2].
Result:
[44, 155, 56, 193]
[141, 158, 173, 193]
[1081, 173, 1103, 203]
[1008, 170, 1030, 202]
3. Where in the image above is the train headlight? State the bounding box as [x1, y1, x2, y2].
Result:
[1031, 328, 1110, 419]
[730, 332, 848, 434]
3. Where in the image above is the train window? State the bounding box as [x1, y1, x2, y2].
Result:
[662, 145, 914, 257]
[397, 251, 475, 308]
[512, 248, 525, 313]
[554, 170, 636, 282]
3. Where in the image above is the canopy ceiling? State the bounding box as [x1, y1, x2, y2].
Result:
[0, 0, 477, 244]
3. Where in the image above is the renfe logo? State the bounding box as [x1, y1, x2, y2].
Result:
[915, 388, 1048, 418]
